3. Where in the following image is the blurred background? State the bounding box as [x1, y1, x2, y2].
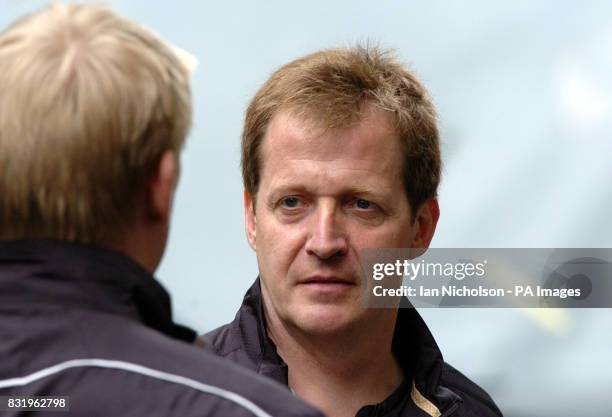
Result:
[2, 1, 611, 416]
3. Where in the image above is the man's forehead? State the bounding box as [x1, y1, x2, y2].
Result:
[261, 107, 398, 160]
[264, 110, 328, 147]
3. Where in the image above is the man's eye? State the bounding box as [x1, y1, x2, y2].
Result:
[355, 198, 373, 210]
[280, 197, 301, 208]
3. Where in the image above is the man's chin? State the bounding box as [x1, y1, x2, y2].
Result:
[288, 304, 361, 336]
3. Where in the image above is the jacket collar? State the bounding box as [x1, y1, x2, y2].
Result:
[233, 277, 290, 383]
[234, 278, 461, 412]
[0, 239, 196, 343]
[394, 297, 462, 412]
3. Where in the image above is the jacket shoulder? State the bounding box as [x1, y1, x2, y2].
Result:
[441, 363, 503, 417]
[91, 315, 322, 417]
[2, 308, 322, 417]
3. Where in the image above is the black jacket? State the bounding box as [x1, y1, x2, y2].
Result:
[204, 279, 503, 417]
[0, 241, 324, 417]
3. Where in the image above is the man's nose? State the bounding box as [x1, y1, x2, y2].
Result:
[304, 202, 348, 261]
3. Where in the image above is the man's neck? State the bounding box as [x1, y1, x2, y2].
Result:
[266, 310, 403, 417]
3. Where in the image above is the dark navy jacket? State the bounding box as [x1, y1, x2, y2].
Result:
[0, 240, 324, 417]
[204, 279, 503, 417]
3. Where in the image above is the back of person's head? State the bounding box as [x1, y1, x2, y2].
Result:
[242, 44, 440, 217]
[0, 3, 192, 245]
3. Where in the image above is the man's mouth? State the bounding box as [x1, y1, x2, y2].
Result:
[298, 276, 356, 288]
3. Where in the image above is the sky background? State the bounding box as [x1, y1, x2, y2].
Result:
[2, 1, 611, 416]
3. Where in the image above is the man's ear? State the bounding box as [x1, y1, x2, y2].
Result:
[411, 198, 440, 249]
[244, 190, 256, 251]
[147, 150, 178, 222]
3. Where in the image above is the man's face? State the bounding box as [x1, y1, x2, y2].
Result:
[245, 106, 438, 335]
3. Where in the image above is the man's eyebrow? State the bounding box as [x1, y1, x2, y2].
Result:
[348, 187, 395, 201]
[266, 183, 393, 200]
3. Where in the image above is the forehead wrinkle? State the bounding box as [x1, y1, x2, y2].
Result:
[279, 156, 382, 164]
[271, 159, 386, 180]
[278, 158, 401, 185]
[267, 166, 396, 198]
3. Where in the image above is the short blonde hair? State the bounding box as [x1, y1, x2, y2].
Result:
[242, 45, 440, 216]
[0, 3, 192, 243]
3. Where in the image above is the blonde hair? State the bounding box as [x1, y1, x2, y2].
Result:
[0, 3, 192, 243]
[242, 45, 440, 216]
